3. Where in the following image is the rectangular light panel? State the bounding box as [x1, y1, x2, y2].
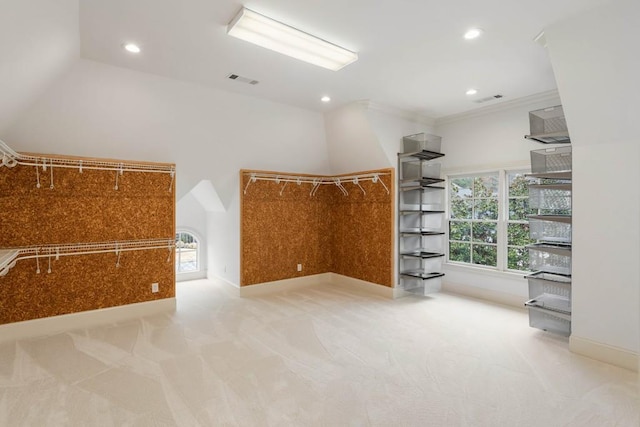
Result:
[227, 7, 358, 71]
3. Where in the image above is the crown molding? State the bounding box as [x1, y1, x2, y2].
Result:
[358, 100, 436, 127]
[435, 89, 561, 127]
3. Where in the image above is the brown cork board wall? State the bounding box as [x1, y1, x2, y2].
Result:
[328, 172, 394, 287]
[241, 173, 334, 285]
[241, 169, 394, 287]
[0, 153, 175, 325]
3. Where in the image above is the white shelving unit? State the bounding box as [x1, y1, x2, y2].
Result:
[397, 133, 445, 295]
[524, 141, 573, 335]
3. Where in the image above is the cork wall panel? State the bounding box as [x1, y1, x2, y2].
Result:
[0, 166, 174, 245]
[329, 171, 394, 287]
[241, 173, 333, 285]
[0, 250, 174, 324]
[0, 153, 175, 325]
[240, 169, 394, 287]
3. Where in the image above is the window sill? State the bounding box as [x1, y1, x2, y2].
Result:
[444, 262, 528, 280]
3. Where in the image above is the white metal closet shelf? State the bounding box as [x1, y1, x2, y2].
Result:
[0, 140, 175, 174]
[400, 228, 445, 236]
[0, 238, 175, 277]
[243, 171, 390, 196]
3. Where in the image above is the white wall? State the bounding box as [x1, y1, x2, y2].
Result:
[545, 0, 640, 360]
[364, 103, 435, 167]
[0, 0, 79, 134]
[435, 93, 563, 302]
[324, 102, 391, 174]
[324, 100, 435, 174]
[436, 94, 562, 174]
[4, 59, 331, 286]
[206, 192, 240, 287]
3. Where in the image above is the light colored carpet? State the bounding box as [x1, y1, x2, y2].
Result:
[0, 279, 637, 426]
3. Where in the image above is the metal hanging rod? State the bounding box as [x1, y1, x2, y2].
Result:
[0, 238, 175, 277]
[0, 140, 175, 174]
[243, 171, 390, 195]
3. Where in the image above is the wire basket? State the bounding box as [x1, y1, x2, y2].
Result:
[529, 217, 572, 243]
[530, 146, 572, 173]
[529, 105, 568, 135]
[529, 185, 571, 211]
[526, 305, 571, 336]
[401, 161, 441, 181]
[401, 188, 442, 206]
[526, 271, 571, 300]
[400, 256, 443, 273]
[402, 133, 442, 154]
[528, 244, 571, 275]
[400, 275, 442, 295]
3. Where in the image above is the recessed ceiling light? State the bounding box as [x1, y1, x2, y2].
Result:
[466, 89, 478, 96]
[464, 28, 483, 40]
[321, 96, 331, 103]
[124, 43, 141, 53]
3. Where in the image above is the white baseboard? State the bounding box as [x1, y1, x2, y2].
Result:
[0, 298, 176, 343]
[239, 273, 332, 297]
[243, 273, 535, 302]
[238, 273, 400, 299]
[442, 280, 525, 309]
[212, 274, 240, 292]
[570, 335, 638, 372]
[329, 273, 400, 299]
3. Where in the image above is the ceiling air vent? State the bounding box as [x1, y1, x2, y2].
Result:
[473, 94, 503, 104]
[227, 73, 259, 85]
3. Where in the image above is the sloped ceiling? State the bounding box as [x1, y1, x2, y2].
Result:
[0, 0, 615, 133]
[0, 0, 80, 134]
[77, 0, 610, 118]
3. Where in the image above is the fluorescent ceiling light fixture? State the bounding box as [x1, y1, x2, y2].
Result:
[464, 28, 483, 40]
[321, 96, 331, 103]
[466, 88, 478, 95]
[227, 7, 358, 71]
[123, 43, 141, 53]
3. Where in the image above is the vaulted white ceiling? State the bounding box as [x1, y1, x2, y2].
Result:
[0, 0, 612, 132]
[78, 0, 610, 119]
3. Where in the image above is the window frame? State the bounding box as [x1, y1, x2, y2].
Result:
[175, 230, 200, 274]
[445, 167, 532, 274]
[505, 170, 536, 273]
[448, 172, 500, 268]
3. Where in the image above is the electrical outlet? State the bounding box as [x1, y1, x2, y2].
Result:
[297, 264, 302, 272]
[151, 282, 159, 293]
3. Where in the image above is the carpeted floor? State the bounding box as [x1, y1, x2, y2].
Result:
[0, 278, 637, 426]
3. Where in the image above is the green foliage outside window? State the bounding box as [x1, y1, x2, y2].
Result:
[449, 242, 471, 263]
[448, 172, 536, 271]
[507, 173, 535, 271]
[449, 175, 498, 267]
[473, 244, 497, 266]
